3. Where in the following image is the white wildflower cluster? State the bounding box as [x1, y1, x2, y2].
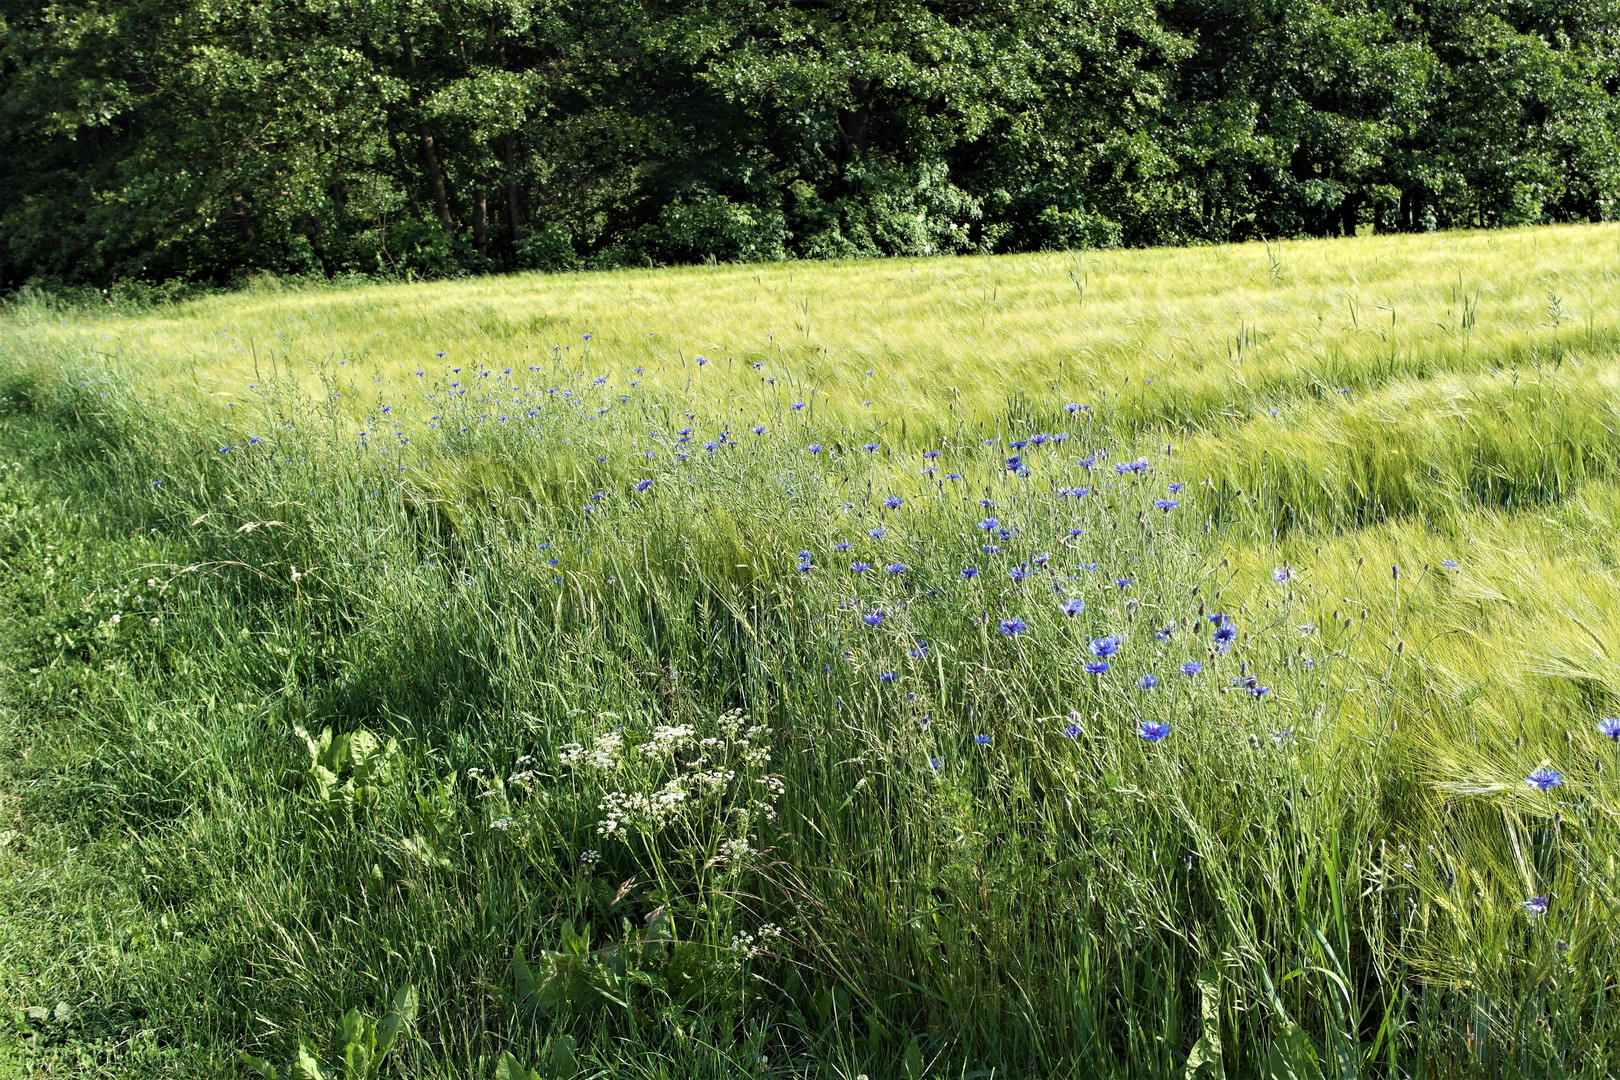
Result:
[580, 849, 600, 866]
[566, 708, 784, 841]
[640, 724, 696, 758]
[729, 923, 784, 957]
[596, 778, 690, 838]
[752, 775, 786, 822]
[688, 764, 738, 794]
[560, 730, 624, 770]
[718, 837, 752, 861]
[508, 755, 539, 788]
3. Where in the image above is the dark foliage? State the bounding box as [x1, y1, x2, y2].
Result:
[1, 0, 1616, 286]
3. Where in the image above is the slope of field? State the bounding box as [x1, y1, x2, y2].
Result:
[2, 225, 1619, 1079]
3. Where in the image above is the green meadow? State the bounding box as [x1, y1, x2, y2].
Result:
[4, 223, 1620, 1078]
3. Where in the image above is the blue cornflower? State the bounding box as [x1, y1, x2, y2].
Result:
[694, 356, 707, 366]
[808, 443, 823, 454]
[1005, 455, 1022, 471]
[1084, 661, 1109, 675]
[704, 440, 719, 451]
[797, 551, 813, 571]
[886, 564, 909, 574]
[1154, 499, 1179, 512]
[1138, 721, 1171, 743]
[1115, 577, 1133, 588]
[634, 478, 654, 491]
[929, 757, 944, 771]
[791, 402, 806, 410]
[1524, 896, 1549, 916]
[1441, 559, 1459, 568]
[910, 644, 929, 659]
[883, 495, 903, 509]
[1182, 661, 1202, 676]
[1139, 674, 1160, 690]
[983, 544, 1001, 555]
[869, 527, 887, 540]
[998, 618, 1028, 635]
[1089, 636, 1121, 657]
[835, 540, 853, 551]
[1248, 684, 1271, 698]
[961, 567, 980, 579]
[1033, 553, 1050, 567]
[1273, 566, 1295, 583]
[880, 672, 899, 682]
[1063, 724, 1082, 739]
[1154, 624, 1176, 641]
[865, 443, 881, 453]
[1213, 623, 1238, 645]
[1077, 455, 1097, 469]
[1065, 403, 1082, 413]
[974, 734, 991, 746]
[1599, 717, 1620, 740]
[1526, 768, 1563, 791]
[1061, 598, 1085, 616]
[753, 425, 766, 435]
[862, 610, 885, 626]
[922, 450, 941, 460]
[1067, 527, 1084, 537]
[1168, 482, 1185, 493]
[979, 518, 1000, 531]
[851, 561, 872, 573]
[1010, 564, 1030, 582]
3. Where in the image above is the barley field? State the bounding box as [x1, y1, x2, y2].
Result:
[3, 224, 1620, 1079]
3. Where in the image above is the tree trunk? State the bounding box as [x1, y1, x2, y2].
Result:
[387, 124, 424, 216]
[474, 193, 488, 258]
[834, 79, 877, 169]
[503, 133, 524, 250]
[231, 193, 256, 243]
[402, 33, 455, 234]
[421, 132, 454, 232]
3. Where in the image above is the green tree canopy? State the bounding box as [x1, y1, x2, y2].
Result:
[1, 0, 1616, 285]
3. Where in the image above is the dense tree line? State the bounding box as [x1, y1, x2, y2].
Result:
[1, 0, 1617, 286]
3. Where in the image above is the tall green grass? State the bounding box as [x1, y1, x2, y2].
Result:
[3, 226, 1620, 1079]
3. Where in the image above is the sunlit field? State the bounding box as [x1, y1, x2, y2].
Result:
[4, 224, 1620, 1078]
